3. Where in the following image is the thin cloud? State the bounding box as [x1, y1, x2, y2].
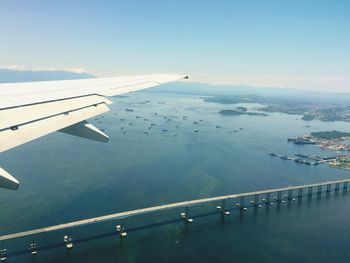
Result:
[187, 74, 350, 93]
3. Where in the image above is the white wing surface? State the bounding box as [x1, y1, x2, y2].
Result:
[0, 74, 187, 189]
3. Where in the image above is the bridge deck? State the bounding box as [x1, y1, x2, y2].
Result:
[1, 178, 350, 241]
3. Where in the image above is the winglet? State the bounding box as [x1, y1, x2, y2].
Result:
[0, 167, 19, 190]
[59, 121, 109, 143]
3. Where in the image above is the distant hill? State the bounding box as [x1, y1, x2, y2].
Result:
[311, 131, 350, 140]
[0, 68, 95, 83]
[2, 68, 350, 105]
[148, 82, 350, 104]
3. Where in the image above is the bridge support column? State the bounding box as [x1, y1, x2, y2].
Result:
[326, 184, 331, 193]
[317, 185, 322, 195]
[221, 199, 226, 211]
[29, 242, 38, 255]
[277, 191, 282, 202]
[288, 189, 293, 200]
[180, 207, 194, 223]
[298, 188, 303, 198]
[266, 193, 271, 204]
[116, 223, 128, 237]
[335, 183, 340, 192]
[0, 248, 7, 262]
[308, 187, 313, 196]
[63, 235, 74, 248]
[220, 199, 230, 215]
[240, 196, 245, 208]
[266, 193, 271, 203]
[254, 194, 259, 206]
[343, 182, 348, 190]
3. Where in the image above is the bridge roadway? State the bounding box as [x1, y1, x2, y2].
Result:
[1, 178, 350, 241]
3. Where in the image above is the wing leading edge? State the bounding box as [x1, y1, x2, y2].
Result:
[0, 74, 187, 190]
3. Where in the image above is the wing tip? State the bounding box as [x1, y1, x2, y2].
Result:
[0, 167, 19, 190]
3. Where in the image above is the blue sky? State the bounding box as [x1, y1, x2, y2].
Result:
[0, 0, 349, 91]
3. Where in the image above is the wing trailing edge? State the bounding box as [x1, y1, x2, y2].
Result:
[59, 121, 109, 142]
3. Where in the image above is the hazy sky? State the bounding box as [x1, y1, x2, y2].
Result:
[1, 0, 349, 91]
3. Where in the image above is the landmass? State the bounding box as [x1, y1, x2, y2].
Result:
[218, 109, 267, 116]
[204, 95, 350, 123]
[310, 131, 350, 140]
[0, 68, 94, 83]
[236, 106, 247, 111]
[301, 114, 315, 121]
[288, 131, 350, 151]
[329, 156, 350, 170]
[285, 131, 350, 169]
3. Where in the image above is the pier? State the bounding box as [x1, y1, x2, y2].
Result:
[268, 152, 338, 166]
[1, 178, 350, 243]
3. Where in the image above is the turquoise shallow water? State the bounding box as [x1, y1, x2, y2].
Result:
[1, 90, 350, 262]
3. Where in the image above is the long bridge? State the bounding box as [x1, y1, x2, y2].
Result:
[1, 178, 350, 243]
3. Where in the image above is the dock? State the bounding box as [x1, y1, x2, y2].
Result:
[1, 178, 350, 242]
[268, 152, 338, 166]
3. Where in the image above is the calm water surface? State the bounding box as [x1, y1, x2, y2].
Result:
[1, 91, 350, 262]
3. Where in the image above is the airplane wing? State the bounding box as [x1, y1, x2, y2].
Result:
[0, 74, 187, 190]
